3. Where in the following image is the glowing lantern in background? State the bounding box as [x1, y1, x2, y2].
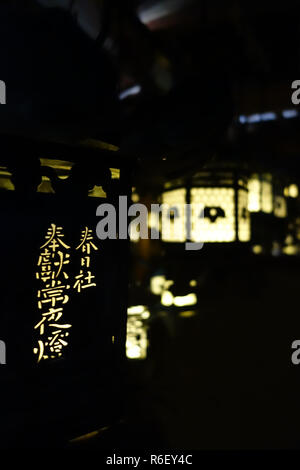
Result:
[161, 169, 251, 244]
[126, 305, 150, 360]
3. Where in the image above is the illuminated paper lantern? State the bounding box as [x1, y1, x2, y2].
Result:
[161, 170, 251, 243]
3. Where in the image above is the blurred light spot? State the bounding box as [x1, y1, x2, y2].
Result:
[150, 275, 166, 295]
[161, 291, 174, 307]
[119, 85, 142, 100]
[141, 310, 150, 320]
[289, 184, 299, 198]
[261, 112, 277, 121]
[173, 293, 197, 307]
[165, 280, 174, 289]
[252, 245, 263, 255]
[132, 192, 140, 203]
[127, 305, 146, 315]
[239, 112, 277, 124]
[179, 310, 196, 318]
[282, 109, 299, 119]
[283, 245, 299, 256]
[138, 0, 194, 24]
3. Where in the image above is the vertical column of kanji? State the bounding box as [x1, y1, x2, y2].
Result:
[33, 224, 72, 363]
[73, 227, 98, 293]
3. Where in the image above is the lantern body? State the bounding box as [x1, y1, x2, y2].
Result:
[0, 140, 130, 446]
[191, 187, 235, 242]
[161, 170, 250, 244]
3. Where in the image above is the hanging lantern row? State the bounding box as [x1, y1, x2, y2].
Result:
[156, 169, 299, 246]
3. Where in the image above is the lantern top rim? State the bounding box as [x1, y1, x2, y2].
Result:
[0, 131, 134, 170]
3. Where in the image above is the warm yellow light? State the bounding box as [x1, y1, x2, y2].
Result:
[0, 168, 15, 191]
[165, 280, 174, 289]
[248, 177, 261, 212]
[88, 186, 107, 198]
[274, 196, 287, 218]
[110, 168, 120, 180]
[129, 220, 141, 243]
[132, 192, 140, 203]
[161, 183, 251, 244]
[126, 315, 148, 360]
[161, 291, 174, 306]
[248, 175, 273, 213]
[252, 245, 263, 255]
[283, 245, 299, 256]
[127, 344, 144, 359]
[40, 158, 74, 172]
[127, 305, 146, 315]
[189, 280, 197, 287]
[141, 310, 150, 320]
[191, 187, 235, 242]
[34, 225, 98, 362]
[289, 184, 299, 198]
[150, 275, 166, 295]
[238, 189, 251, 242]
[148, 211, 160, 235]
[179, 310, 197, 318]
[161, 188, 187, 242]
[261, 180, 273, 213]
[173, 293, 197, 307]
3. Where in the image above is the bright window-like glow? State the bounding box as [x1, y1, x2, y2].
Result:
[191, 188, 235, 242]
[248, 175, 273, 213]
[126, 310, 149, 359]
[248, 178, 260, 212]
[128, 305, 146, 315]
[173, 293, 197, 307]
[162, 184, 251, 244]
